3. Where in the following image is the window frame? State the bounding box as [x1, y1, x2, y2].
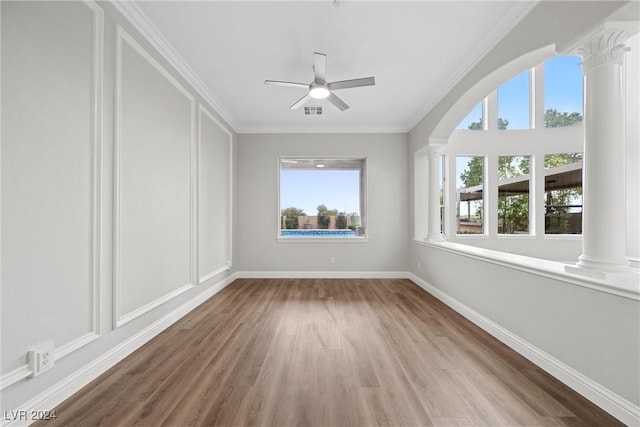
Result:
[426, 55, 585, 256]
[277, 156, 368, 242]
[455, 154, 487, 237]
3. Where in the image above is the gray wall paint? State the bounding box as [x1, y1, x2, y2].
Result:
[235, 133, 409, 273]
[1, 1, 235, 412]
[411, 244, 640, 407]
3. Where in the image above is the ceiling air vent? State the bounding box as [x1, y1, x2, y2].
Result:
[304, 106, 323, 116]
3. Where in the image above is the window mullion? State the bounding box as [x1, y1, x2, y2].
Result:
[486, 154, 498, 236]
[532, 64, 545, 129]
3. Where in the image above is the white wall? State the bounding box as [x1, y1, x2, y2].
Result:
[1, 1, 235, 415]
[235, 133, 408, 274]
[407, 1, 640, 423]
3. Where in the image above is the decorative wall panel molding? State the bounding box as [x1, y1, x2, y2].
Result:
[0, 0, 103, 388]
[114, 27, 195, 328]
[4, 273, 238, 424]
[198, 106, 233, 284]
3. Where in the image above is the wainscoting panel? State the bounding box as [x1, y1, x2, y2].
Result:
[198, 107, 233, 283]
[1, 0, 103, 383]
[114, 28, 195, 327]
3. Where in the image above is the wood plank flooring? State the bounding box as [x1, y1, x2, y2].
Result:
[41, 279, 623, 426]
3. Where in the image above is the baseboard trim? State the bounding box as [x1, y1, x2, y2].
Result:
[406, 272, 640, 426]
[235, 270, 409, 279]
[6, 272, 238, 427]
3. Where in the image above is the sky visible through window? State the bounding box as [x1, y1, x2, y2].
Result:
[454, 55, 582, 188]
[280, 169, 360, 216]
[457, 55, 582, 130]
[498, 69, 530, 129]
[544, 55, 583, 114]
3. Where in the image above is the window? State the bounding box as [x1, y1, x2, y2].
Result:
[456, 101, 483, 130]
[435, 54, 586, 256]
[497, 70, 530, 130]
[279, 158, 366, 238]
[544, 153, 583, 234]
[498, 156, 530, 234]
[544, 56, 583, 128]
[457, 156, 484, 234]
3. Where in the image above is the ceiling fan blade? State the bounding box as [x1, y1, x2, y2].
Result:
[328, 76, 375, 91]
[313, 52, 327, 83]
[327, 92, 349, 111]
[265, 80, 309, 89]
[290, 93, 311, 110]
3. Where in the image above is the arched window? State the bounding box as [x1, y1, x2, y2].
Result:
[434, 54, 585, 259]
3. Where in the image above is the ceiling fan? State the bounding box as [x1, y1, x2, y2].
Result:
[265, 52, 375, 111]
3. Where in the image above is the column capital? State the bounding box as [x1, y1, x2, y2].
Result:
[577, 27, 633, 72]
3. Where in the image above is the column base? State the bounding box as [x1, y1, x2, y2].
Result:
[565, 254, 633, 281]
[426, 233, 444, 243]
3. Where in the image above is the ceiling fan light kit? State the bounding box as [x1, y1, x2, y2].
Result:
[265, 52, 375, 111]
[309, 84, 330, 99]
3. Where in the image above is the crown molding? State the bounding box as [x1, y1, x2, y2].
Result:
[406, 0, 539, 132]
[110, 1, 240, 133]
[237, 125, 410, 134]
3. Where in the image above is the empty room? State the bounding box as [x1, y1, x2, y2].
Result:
[1, 1, 639, 426]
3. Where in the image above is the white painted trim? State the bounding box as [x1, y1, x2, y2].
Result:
[406, 1, 539, 130]
[198, 106, 233, 284]
[406, 272, 640, 427]
[236, 271, 408, 279]
[116, 284, 194, 328]
[190, 82, 198, 293]
[54, 333, 100, 361]
[0, 367, 32, 391]
[199, 105, 234, 139]
[0, 333, 101, 391]
[109, 1, 240, 132]
[113, 27, 197, 328]
[239, 125, 410, 134]
[4, 273, 238, 427]
[276, 237, 369, 243]
[199, 265, 228, 285]
[86, 0, 104, 341]
[414, 239, 639, 300]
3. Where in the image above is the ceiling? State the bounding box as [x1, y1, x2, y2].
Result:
[133, 1, 538, 133]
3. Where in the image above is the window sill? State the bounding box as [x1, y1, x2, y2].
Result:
[413, 239, 639, 300]
[544, 234, 582, 240]
[496, 234, 537, 239]
[454, 234, 489, 239]
[277, 237, 369, 243]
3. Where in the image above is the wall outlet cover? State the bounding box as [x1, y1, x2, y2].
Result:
[28, 342, 55, 377]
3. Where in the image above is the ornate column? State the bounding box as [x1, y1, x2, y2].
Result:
[567, 28, 632, 278]
[426, 146, 444, 242]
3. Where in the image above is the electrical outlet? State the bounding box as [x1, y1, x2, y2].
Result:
[330, 257, 336, 264]
[29, 342, 55, 377]
[417, 261, 422, 270]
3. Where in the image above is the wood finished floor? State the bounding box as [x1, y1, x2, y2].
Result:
[43, 279, 622, 426]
